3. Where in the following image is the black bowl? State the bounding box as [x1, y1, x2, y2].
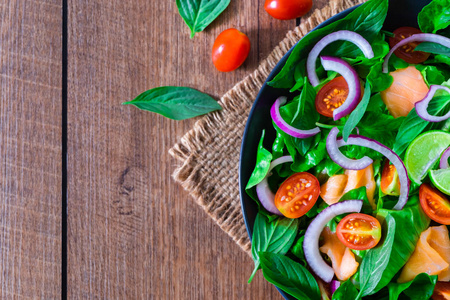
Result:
[239, 0, 431, 299]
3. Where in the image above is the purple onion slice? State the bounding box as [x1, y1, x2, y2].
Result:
[330, 280, 341, 295]
[415, 85, 450, 122]
[320, 56, 361, 121]
[256, 156, 293, 215]
[383, 33, 450, 73]
[303, 200, 363, 283]
[327, 127, 410, 210]
[307, 30, 374, 87]
[440, 147, 450, 169]
[270, 96, 320, 138]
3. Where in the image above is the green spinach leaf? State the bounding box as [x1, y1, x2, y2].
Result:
[249, 213, 299, 283]
[388, 273, 437, 300]
[268, 0, 388, 88]
[343, 80, 371, 141]
[418, 0, 450, 34]
[259, 252, 321, 300]
[340, 186, 374, 213]
[176, 0, 230, 38]
[124, 86, 222, 120]
[415, 42, 450, 57]
[332, 280, 359, 300]
[246, 131, 273, 189]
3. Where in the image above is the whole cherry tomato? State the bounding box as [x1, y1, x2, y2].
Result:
[264, 0, 313, 20]
[212, 28, 251, 72]
[274, 172, 320, 218]
[389, 27, 430, 64]
[336, 213, 382, 250]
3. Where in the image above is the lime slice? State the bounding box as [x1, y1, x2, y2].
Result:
[430, 169, 450, 195]
[405, 131, 450, 184]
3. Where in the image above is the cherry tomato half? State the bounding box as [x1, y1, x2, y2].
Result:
[212, 28, 251, 72]
[380, 160, 401, 196]
[264, 0, 313, 20]
[274, 172, 320, 218]
[432, 281, 450, 300]
[419, 183, 450, 225]
[336, 213, 382, 250]
[315, 76, 364, 118]
[389, 27, 430, 64]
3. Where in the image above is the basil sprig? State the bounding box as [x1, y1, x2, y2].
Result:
[124, 86, 221, 120]
[176, 0, 231, 38]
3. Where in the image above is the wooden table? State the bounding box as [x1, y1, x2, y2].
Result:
[1, 0, 327, 298]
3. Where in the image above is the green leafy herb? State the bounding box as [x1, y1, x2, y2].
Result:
[259, 252, 321, 300]
[340, 186, 374, 213]
[415, 64, 446, 86]
[124, 86, 221, 120]
[176, 0, 231, 38]
[415, 42, 450, 57]
[388, 273, 437, 300]
[366, 61, 393, 93]
[343, 80, 371, 141]
[418, 0, 450, 34]
[332, 280, 359, 300]
[393, 95, 450, 155]
[246, 131, 273, 189]
[268, 0, 389, 88]
[248, 213, 299, 283]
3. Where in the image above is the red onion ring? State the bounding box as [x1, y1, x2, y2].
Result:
[270, 97, 320, 138]
[327, 127, 410, 210]
[303, 200, 363, 283]
[256, 156, 293, 216]
[440, 147, 450, 169]
[330, 280, 341, 295]
[383, 33, 450, 73]
[320, 56, 361, 121]
[307, 30, 374, 87]
[415, 85, 450, 122]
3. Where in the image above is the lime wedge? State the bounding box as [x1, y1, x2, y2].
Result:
[430, 169, 450, 195]
[405, 131, 450, 184]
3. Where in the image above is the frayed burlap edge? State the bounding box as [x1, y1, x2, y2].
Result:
[169, 0, 367, 255]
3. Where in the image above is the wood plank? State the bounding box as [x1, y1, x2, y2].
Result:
[67, 0, 295, 298]
[0, 0, 62, 298]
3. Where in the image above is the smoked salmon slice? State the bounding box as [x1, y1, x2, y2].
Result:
[380, 66, 429, 118]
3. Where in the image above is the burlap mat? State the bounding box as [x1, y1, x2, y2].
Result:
[169, 0, 367, 254]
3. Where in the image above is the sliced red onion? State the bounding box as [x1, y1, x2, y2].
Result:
[415, 85, 450, 122]
[327, 127, 410, 210]
[330, 280, 341, 295]
[320, 56, 361, 121]
[303, 200, 363, 283]
[307, 30, 374, 87]
[271, 96, 320, 138]
[440, 147, 450, 169]
[383, 33, 450, 73]
[326, 127, 373, 170]
[256, 156, 293, 216]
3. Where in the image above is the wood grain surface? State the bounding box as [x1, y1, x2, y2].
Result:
[0, 0, 62, 298]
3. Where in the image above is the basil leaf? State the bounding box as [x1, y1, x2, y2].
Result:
[248, 213, 299, 283]
[357, 214, 396, 299]
[393, 95, 450, 155]
[366, 61, 393, 93]
[332, 280, 359, 300]
[246, 131, 273, 189]
[340, 186, 373, 213]
[268, 0, 388, 88]
[388, 273, 437, 300]
[124, 86, 222, 120]
[418, 0, 450, 34]
[343, 80, 371, 141]
[415, 64, 446, 86]
[259, 252, 321, 300]
[415, 42, 450, 57]
[176, 0, 230, 38]
[358, 196, 430, 297]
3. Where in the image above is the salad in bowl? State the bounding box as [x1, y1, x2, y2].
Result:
[240, 0, 450, 299]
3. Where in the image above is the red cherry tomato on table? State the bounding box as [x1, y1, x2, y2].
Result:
[419, 183, 450, 225]
[389, 27, 431, 64]
[212, 28, 251, 72]
[264, 0, 313, 20]
[336, 213, 382, 250]
[380, 160, 401, 196]
[315, 76, 364, 118]
[274, 172, 320, 218]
